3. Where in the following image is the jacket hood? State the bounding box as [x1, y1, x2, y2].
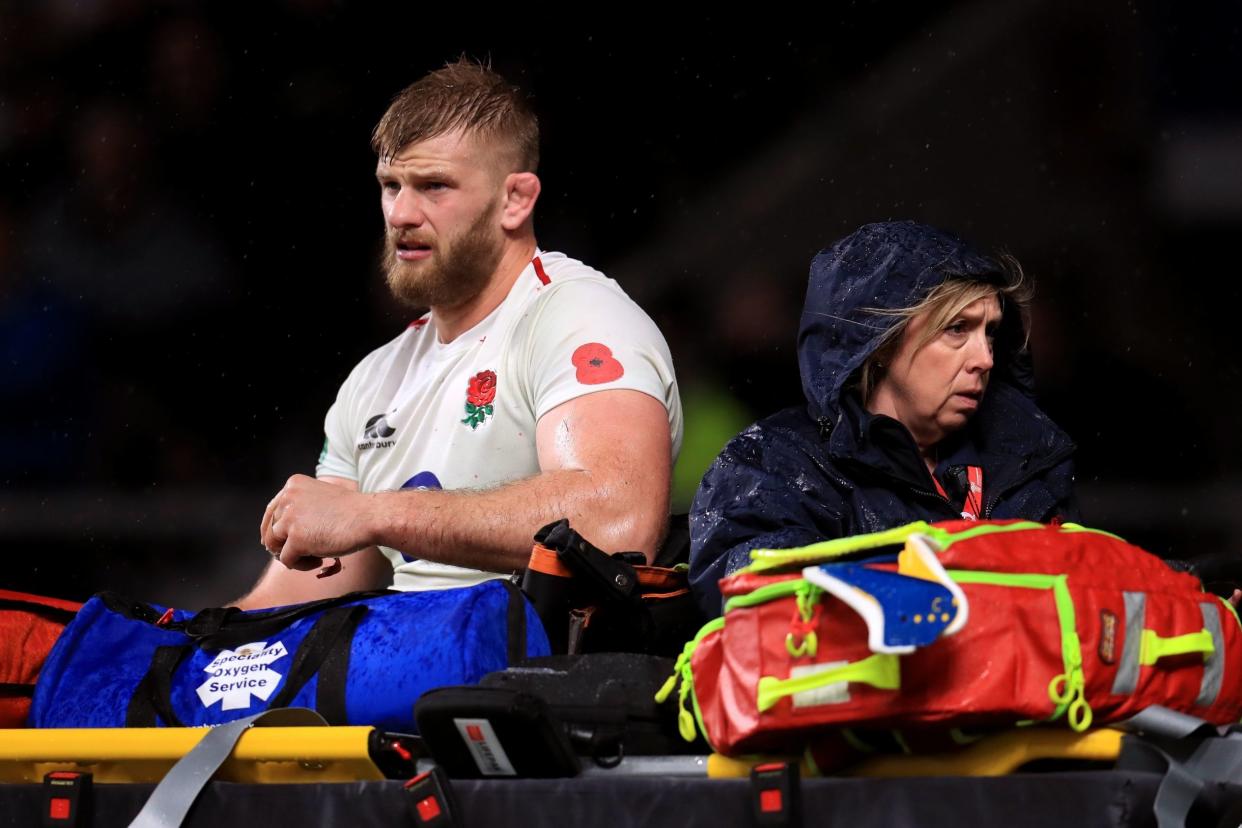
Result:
[797, 220, 1029, 424]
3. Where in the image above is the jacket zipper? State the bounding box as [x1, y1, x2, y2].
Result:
[980, 444, 1076, 518]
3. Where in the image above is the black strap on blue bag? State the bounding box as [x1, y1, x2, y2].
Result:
[127, 645, 193, 727]
[502, 578, 528, 667]
[125, 604, 366, 727]
[99, 589, 389, 650]
[313, 604, 366, 725]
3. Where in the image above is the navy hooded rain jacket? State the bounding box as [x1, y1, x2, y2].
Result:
[689, 221, 1078, 616]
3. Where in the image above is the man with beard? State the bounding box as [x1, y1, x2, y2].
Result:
[238, 61, 682, 607]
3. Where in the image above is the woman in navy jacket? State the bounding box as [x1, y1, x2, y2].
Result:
[689, 221, 1078, 616]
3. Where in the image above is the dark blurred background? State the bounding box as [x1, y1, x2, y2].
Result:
[2, 1, 1239, 607]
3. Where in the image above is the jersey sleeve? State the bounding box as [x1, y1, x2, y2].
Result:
[521, 279, 681, 428]
[315, 376, 359, 481]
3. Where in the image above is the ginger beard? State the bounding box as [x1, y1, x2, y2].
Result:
[383, 197, 504, 310]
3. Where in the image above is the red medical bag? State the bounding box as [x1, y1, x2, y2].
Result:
[659, 521, 1242, 756]
[0, 590, 80, 727]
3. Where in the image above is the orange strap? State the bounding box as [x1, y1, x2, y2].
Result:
[527, 544, 574, 578]
[635, 567, 684, 591]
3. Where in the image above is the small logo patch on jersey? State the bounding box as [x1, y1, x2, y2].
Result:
[359, 414, 397, 451]
[1099, 610, 1118, 664]
[462, 370, 497, 430]
[364, 414, 396, 439]
[572, 343, 625, 385]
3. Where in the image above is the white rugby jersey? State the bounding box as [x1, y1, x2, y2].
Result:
[316, 250, 683, 590]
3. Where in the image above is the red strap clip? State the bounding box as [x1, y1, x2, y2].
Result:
[403, 766, 458, 826]
[43, 771, 91, 827]
[750, 761, 800, 827]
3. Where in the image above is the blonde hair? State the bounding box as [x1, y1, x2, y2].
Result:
[858, 254, 1031, 403]
[371, 58, 539, 173]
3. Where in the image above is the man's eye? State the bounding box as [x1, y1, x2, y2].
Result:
[946, 321, 967, 334]
[422, 181, 447, 192]
[380, 180, 399, 192]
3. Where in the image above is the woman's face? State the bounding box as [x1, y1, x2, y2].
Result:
[868, 293, 1001, 451]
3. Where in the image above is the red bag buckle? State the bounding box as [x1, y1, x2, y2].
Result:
[43, 771, 91, 827]
[404, 767, 459, 827]
[750, 761, 800, 827]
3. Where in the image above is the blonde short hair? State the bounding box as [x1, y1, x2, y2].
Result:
[371, 58, 539, 173]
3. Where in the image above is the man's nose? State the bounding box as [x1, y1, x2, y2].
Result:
[386, 188, 425, 227]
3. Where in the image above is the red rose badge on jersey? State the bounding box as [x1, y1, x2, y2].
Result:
[462, 370, 497, 430]
[572, 343, 625, 385]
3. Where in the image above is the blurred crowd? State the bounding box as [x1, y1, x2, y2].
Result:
[3, 3, 1241, 603]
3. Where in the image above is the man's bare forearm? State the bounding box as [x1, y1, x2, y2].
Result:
[364, 467, 668, 573]
[264, 391, 674, 574]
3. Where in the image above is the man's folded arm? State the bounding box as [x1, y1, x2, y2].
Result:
[250, 388, 671, 604]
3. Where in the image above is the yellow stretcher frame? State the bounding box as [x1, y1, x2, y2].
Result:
[0, 726, 386, 784]
[0, 725, 1125, 784]
[706, 728, 1125, 778]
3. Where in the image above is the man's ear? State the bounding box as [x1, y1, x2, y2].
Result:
[500, 172, 540, 231]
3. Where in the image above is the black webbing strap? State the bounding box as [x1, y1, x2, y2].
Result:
[0, 683, 34, 697]
[268, 604, 365, 709]
[502, 579, 527, 666]
[127, 646, 192, 727]
[314, 605, 366, 725]
[98, 589, 391, 651]
[99, 592, 164, 625]
[184, 590, 387, 651]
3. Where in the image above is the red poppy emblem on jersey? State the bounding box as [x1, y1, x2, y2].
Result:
[462, 370, 497, 430]
[572, 343, 625, 385]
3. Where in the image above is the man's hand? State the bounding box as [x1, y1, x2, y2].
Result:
[235, 476, 392, 610]
[262, 474, 379, 569]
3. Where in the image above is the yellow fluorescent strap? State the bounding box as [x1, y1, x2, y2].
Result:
[756, 653, 899, 713]
[746, 522, 930, 571]
[1139, 628, 1215, 666]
